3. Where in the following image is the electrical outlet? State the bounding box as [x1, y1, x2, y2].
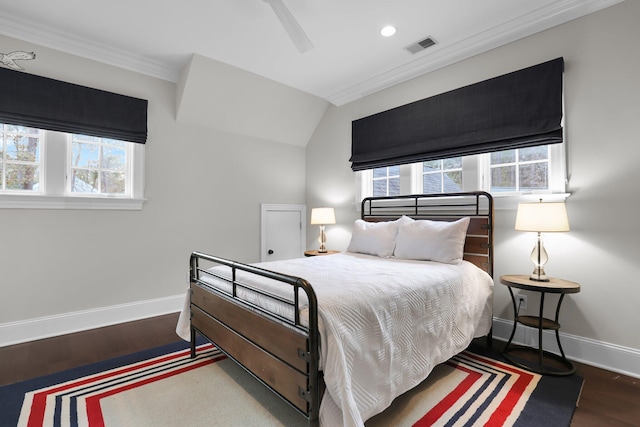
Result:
[517, 294, 528, 310]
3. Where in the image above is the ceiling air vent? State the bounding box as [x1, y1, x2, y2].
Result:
[405, 36, 437, 54]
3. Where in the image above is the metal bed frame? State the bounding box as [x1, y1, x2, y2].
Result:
[188, 191, 493, 427]
[361, 191, 493, 276]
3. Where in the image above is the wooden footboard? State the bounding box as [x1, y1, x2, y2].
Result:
[189, 252, 323, 426]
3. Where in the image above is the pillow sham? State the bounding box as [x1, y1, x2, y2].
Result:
[347, 216, 412, 258]
[394, 217, 470, 264]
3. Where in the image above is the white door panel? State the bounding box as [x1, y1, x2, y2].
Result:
[261, 204, 306, 262]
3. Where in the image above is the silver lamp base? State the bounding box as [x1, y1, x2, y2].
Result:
[530, 267, 549, 282]
[317, 224, 327, 253]
[529, 233, 550, 282]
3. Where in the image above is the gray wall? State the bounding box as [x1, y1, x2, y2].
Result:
[306, 1, 640, 357]
[1, 1, 638, 375]
[0, 36, 306, 328]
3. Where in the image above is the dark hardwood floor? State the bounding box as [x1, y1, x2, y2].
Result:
[1, 313, 638, 426]
[0, 313, 181, 387]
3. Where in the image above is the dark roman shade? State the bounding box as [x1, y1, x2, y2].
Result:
[0, 67, 147, 144]
[351, 57, 564, 171]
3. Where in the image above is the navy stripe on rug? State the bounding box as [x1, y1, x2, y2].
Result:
[0, 338, 206, 426]
[1, 339, 583, 427]
[467, 343, 584, 427]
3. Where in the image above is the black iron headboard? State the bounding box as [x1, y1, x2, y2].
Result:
[361, 192, 493, 276]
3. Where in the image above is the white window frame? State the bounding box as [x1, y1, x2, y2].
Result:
[67, 134, 134, 197]
[0, 129, 145, 210]
[419, 158, 464, 193]
[0, 125, 45, 194]
[479, 143, 566, 196]
[356, 143, 568, 209]
[371, 165, 401, 197]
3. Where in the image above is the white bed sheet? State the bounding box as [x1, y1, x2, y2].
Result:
[178, 252, 493, 427]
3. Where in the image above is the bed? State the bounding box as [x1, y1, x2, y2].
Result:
[182, 192, 494, 427]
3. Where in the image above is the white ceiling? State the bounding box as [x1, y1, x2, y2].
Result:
[0, 0, 624, 106]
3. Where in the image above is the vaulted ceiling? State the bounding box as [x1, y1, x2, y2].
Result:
[0, 0, 625, 107]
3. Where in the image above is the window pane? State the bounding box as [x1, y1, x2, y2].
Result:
[443, 157, 462, 169]
[373, 167, 387, 178]
[491, 165, 516, 192]
[423, 174, 442, 193]
[6, 164, 39, 190]
[70, 135, 129, 196]
[73, 134, 101, 143]
[444, 171, 462, 192]
[71, 169, 99, 193]
[388, 165, 400, 177]
[388, 177, 400, 195]
[373, 180, 387, 196]
[102, 171, 125, 194]
[4, 124, 39, 135]
[519, 163, 548, 190]
[6, 135, 40, 162]
[423, 160, 441, 172]
[72, 142, 100, 168]
[101, 146, 126, 170]
[491, 149, 516, 165]
[102, 138, 126, 148]
[1, 124, 42, 193]
[519, 146, 548, 162]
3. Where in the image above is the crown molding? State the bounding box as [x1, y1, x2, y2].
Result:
[326, 0, 626, 106]
[0, 0, 625, 102]
[0, 13, 178, 82]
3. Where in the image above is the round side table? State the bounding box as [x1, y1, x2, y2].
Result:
[304, 250, 340, 257]
[500, 274, 580, 376]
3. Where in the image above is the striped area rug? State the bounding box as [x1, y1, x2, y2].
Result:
[0, 341, 583, 427]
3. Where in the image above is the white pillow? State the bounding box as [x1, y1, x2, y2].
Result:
[347, 216, 412, 258]
[394, 217, 470, 264]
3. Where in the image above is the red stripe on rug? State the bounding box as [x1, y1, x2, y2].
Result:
[413, 361, 483, 426]
[85, 354, 226, 427]
[463, 352, 537, 426]
[26, 344, 214, 427]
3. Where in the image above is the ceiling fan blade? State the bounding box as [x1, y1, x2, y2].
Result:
[263, 0, 314, 53]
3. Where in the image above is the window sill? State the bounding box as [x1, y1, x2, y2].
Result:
[0, 194, 145, 210]
[492, 192, 571, 210]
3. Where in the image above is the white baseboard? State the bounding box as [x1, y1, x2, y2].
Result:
[2, 303, 638, 379]
[0, 293, 186, 347]
[492, 317, 640, 379]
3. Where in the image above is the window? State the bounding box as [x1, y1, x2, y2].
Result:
[372, 166, 400, 196]
[0, 124, 43, 193]
[0, 124, 144, 209]
[0, 68, 147, 209]
[69, 134, 129, 196]
[422, 157, 463, 193]
[357, 143, 566, 204]
[489, 146, 549, 193]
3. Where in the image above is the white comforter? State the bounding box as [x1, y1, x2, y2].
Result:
[179, 252, 493, 427]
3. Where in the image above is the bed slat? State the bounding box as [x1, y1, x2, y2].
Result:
[467, 217, 489, 235]
[191, 283, 308, 373]
[464, 235, 489, 255]
[191, 305, 310, 413]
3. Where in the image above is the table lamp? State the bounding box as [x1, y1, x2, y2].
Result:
[515, 200, 570, 281]
[310, 207, 336, 253]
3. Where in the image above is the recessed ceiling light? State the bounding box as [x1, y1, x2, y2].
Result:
[380, 26, 397, 37]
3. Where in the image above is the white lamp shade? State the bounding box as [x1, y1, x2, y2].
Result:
[515, 202, 570, 232]
[310, 207, 336, 225]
